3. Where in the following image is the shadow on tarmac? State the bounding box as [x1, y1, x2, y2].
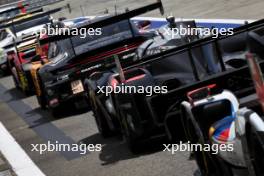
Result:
[79, 133, 168, 165]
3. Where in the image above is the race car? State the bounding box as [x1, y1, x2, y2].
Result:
[180, 53, 264, 175]
[9, 34, 47, 93]
[0, 6, 35, 75]
[36, 0, 163, 114]
[0, 8, 52, 75]
[4, 8, 67, 93]
[135, 16, 203, 59]
[85, 16, 264, 152]
[0, 7, 65, 76]
[29, 17, 91, 108]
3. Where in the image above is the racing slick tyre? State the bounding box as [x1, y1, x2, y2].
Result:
[185, 116, 233, 176]
[118, 107, 142, 153]
[11, 67, 20, 89]
[49, 106, 64, 118]
[89, 89, 113, 138]
[246, 124, 264, 176]
[93, 104, 113, 138]
[37, 95, 47, 109]
[122, 120, 141, 154]
[36, 75, 48, 109]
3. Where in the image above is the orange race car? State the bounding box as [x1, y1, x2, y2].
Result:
[8, 33, 48, 94]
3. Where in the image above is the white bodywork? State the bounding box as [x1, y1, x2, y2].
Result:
[182, 89, 264, 169]
[0, 24, 46, 65]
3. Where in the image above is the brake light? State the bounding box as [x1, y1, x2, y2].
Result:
[125, 74, 146, 83]
[110, 78, 119, 88]
[49, 98, 59, 107]
[187, 84, 216, 105]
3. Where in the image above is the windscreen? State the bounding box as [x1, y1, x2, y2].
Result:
[71, 20, 133, 55]
[0, 8, 20, 19]
[12, 15, 50, 33]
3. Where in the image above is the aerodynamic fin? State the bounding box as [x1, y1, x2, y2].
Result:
[0, 3, 29, 16]
[0, 6, 66, 30]
[246, 53, 264, 111]
[0, 8, 44, 25]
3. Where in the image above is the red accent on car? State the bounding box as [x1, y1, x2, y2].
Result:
[187, 84, 217, 105]
[110, 78, 119, 88]
[65, 42, 142, 69]
[49, 98, 59, 106]
[125, 74, 146, 83]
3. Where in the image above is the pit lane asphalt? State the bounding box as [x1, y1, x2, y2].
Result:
[0, 75, 197, 176]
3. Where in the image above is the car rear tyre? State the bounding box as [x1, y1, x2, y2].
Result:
[123, 122, 141, 154]
[93, 103, 113, 138]
[37, 95, 47, 109]
[246, 125, 264, 176]
[185, 117, 233, 176]
[89, 90, 112, 138]
[11, 67, 20, 89]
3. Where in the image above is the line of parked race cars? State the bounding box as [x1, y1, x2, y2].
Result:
[0, 0, 263, 176]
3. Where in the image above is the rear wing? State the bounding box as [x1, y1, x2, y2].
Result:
[39, 0, 164, 45]
[0, 1, 26, 9]
[0, 7, 43, 24]
[0, 6, 68, 30]
[137, 18, 264, 124]
[24, 0, 65, 12]
[124, 18, 264, 76]
[0, 3, 28, 16]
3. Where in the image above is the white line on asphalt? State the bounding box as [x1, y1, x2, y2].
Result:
[0, 122, 46, 176]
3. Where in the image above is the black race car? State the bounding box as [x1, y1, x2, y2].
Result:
[85, 17, 264, 152]
[37, 1, 163, 115]
[136, 16, 202, 59]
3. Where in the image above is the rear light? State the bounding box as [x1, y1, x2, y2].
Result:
[125, 74, 146, 83]
[49, 98, 59, 107]
[187, 84, 216, 104]
[110, 78, 119, 88]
